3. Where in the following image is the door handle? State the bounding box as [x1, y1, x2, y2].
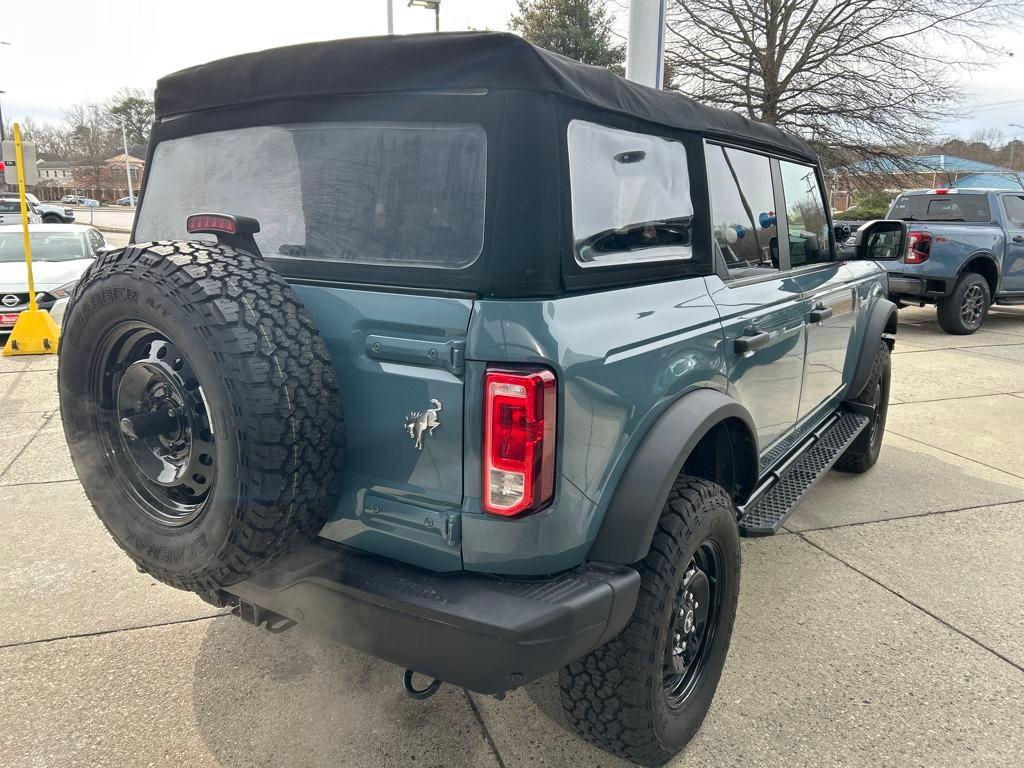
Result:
[1013, 235, 1024, 244]
[808, 305, 834, 323]
[734, 327, 771, 354]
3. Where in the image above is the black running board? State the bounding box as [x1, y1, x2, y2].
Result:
[739, 410, 869, 537]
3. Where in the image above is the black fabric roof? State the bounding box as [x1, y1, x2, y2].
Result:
[156, 31, 816, 163]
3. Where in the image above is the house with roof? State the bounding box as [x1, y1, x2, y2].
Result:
[828, 154, 1021, 212]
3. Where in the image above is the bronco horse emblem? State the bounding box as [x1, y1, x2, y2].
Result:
[405, 399, 442, 450]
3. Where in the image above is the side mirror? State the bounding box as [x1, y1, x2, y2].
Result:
[852, 219, 907, 261]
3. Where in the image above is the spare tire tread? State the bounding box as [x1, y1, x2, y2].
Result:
[62, 240, 344, 599]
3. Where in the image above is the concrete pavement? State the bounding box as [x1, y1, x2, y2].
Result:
[1, 305, 1023, 767]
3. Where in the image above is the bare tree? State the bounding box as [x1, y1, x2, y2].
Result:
[65, 103, 119, 190]
[663, 0, 1018, 168]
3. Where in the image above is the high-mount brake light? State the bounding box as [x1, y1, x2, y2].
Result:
[186, 213, 238, 235]
[905, 230, 932, 264]
[483, 368, 557, 517]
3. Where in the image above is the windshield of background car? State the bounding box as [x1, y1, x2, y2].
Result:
[135, 122, 487, 269]
[890, 193, 991, 222]
[567, 120, 693, 266]
[0, 232, 89, 262]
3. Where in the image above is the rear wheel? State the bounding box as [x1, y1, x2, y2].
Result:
[560, 477, 740, 766]
[937, 272, 989, 334]
[834, 341, 890, 473]
[58, 241, 344, 603]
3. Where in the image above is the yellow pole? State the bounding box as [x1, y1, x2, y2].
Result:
[13, 123, 38, 312]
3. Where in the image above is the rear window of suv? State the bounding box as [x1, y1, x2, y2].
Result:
[136, 122, 487, 269]
[890, 193, 991, 222]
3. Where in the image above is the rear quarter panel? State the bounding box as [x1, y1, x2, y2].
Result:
[884, 220, 1004, 284]
[462, 277, 726, 575]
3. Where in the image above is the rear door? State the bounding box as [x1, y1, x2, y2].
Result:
[705, 143, 806, 451]
[1000, 193, 1024, 293]
[776, 159, 859, 419]
[134, 118, 491, 571]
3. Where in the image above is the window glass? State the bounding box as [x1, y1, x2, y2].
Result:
[890, 193, 991, 222]
[136, 122, 487, 269]
[0, 201, 20, 213]
[1002, 195, 1024, 227]
[779, 160, 831, 267]
[568, 120, 692, 267]
[706, 144, 779, 278]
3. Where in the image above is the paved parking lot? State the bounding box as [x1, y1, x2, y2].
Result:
[2, 305, 1023, 767]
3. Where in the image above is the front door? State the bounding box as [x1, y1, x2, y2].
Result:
[705, 143, 806, 451]
[1000, 193, 1024, 293]
[776, 159, 859, 418]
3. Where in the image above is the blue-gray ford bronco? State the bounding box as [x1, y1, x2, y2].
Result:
[57, 32, 908, 766]
[884, 188, 1024, 333]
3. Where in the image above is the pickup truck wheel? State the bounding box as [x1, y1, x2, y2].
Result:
[560, 477, 740, 767]
[42, 214, 63, 224]
[834, 341, 890, 473]
[937, 272, 990, 334]
[58, 241, 344, 604]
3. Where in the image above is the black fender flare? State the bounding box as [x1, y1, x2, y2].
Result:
[955, 251, 1000, 291]
[587, 388, 757, 564]
[848, 297, 897, 400]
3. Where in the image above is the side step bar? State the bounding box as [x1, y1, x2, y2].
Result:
[739, 410, 869, 536]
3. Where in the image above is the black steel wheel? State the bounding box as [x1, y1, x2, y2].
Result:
[561, 477, 741, 767]
[59, 241, 344, 602]
[96, 326, 216, 527]
[663, 541, 724, 709]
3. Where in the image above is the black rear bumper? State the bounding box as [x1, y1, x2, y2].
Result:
[224, 539, 640, 695]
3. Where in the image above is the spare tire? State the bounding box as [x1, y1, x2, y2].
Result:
[58, 240, 344, 604]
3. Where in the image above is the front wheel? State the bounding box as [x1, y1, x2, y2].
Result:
[560, 477, 740, 766]
[937, 272, 990, 334]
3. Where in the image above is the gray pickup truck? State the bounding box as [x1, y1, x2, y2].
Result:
[884, 188, 1024, 333]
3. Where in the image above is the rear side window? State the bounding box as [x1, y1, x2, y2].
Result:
[778, 160, 831, 267]
[706, 144, 779, 279]
[1002, 195, 1024, 226]
[890, 193, 991, 222]
[136, 122, 487, 269]
[567, 120, 693, 267]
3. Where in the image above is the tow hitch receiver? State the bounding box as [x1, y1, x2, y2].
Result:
[232, 599, 296, 634]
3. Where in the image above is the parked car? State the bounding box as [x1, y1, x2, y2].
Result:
[114, 195, 138, 206]
[60, 194, 81, 204]
[56, 32, 907, 766]
[0, 223, 110, 333]
[0, 197, 42, 226]
[25, 193, 75, 224]
[885, 188, 1024, 333]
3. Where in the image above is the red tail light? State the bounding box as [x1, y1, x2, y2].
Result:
[905, 231, 931, 264]
[483, 368, 556, 516]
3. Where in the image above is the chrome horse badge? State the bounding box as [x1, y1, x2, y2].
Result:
[405, 399, 442, 450]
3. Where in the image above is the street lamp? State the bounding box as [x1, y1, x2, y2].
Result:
[108, 110, 135, 206]
[1008, 123, 1024, 171]
[408, 0, 440, 32]
[0, 90, 6, 143]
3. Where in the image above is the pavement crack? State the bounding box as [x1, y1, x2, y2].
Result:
[886, 427, 1024, 481]
[0, 410, 57, 481]
[796, 533, 1024, 676]
[464, 689, 508, 768]
[0, 613, 230, 651]
[786, 496, 1024, 534]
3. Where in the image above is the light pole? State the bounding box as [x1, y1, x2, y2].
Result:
[0, 89, 6, 143]
[1008, 123, 1024, 171]
[387, 0, 394, 33]
[408, 0, 440, 32]
[109, 110, 135, 206]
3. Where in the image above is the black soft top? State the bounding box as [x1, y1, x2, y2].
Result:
[156, 31, 815, 164]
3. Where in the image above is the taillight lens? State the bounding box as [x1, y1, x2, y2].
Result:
[905, 231, 931, 264]
[483, 368, 556, 516]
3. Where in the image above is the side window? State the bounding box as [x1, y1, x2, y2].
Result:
[0, 201, 19, 213]
[567, 120, 693, 267]
[706, 144, 779, 279]
[1002, 195, 1024, 227]
[779, 160, 831, 267]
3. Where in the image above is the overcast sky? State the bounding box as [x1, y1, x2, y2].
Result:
[2, 0, 1021, 143]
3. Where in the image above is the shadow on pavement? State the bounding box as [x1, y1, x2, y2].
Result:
[192, 617, 500, 768]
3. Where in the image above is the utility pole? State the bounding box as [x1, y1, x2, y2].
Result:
[120, 115, 134, 206]
[387, 0, 394, 33]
